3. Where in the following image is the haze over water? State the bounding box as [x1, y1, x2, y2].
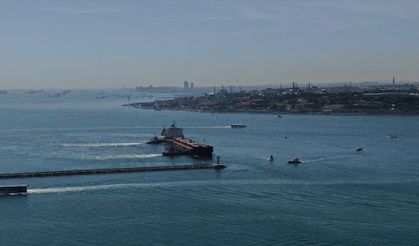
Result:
[0, 91, 418, 245]
[2, 0, 419, 89]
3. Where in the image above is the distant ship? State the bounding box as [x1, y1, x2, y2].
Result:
[230, 124, 246, 128]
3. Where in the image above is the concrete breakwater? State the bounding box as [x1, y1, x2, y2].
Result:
[0, 164, 226, 180]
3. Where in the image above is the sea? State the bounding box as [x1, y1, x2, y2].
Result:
[0, 90, 418, 246]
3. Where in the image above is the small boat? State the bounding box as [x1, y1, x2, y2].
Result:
[388, 134, 398, 139]
[356, 147, 363, 152]
[146, 136, 164, 144]
[269, 155, 274, 161]
[288, 158, 301, 164]
[230, 124, 246, 128]
[276, 115, 282, 118]
[0, 185, 28, 195]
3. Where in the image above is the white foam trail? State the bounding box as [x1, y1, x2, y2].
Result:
[182, 126, 230, 129]
[9, 126, 138, 132]
[28, 180, 288, 194]
[28, 179, 419, 195]
[82, 153, 162, 160]
[29, 183, 154, 194]
[61, 142, 144, 147]
[302, 154, 355, 163]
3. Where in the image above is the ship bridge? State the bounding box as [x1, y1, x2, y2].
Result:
[161, 121, 184, 139]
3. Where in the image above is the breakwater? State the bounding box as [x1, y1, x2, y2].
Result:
[0, 164, 226, 180]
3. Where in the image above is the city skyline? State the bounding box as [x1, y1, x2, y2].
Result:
[1, 0, 419, 89]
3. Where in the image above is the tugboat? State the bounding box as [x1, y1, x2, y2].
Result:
[146, 135, 164, 144]
[288, 158, 302, 164]
[0, 185, 28, 195]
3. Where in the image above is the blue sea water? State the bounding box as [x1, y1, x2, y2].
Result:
[0, 90, 419, 245]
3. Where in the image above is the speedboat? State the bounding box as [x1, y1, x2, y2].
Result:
[288, 158, 301, 164]
[269, 155, 274, 161]
[356, 147, 363, 152]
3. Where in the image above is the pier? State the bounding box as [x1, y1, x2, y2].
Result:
[0, 163, 226, 180]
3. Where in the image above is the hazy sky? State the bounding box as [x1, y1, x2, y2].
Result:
[1, 0, 419, 89]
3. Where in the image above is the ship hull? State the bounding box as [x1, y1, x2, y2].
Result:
[165, 138, 213, 158]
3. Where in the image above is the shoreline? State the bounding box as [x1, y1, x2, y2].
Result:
[125, 105, 419, 116]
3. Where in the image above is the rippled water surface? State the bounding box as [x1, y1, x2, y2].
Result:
[0, 91, 419, 245]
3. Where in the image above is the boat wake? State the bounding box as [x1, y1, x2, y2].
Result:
[28, 180, 292, 194]
[301, 154, 355, 163]
[27, 178, 419, 195]
[81, 153, 162, 160]
[61, 142, 144, 148]
[28, 183, 156, 194]
[182, 126, 230, 129]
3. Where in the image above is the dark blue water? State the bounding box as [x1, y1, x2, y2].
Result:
[1, 90, 418, 245]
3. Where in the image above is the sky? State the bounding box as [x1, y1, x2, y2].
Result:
[1, 0, 419, 89]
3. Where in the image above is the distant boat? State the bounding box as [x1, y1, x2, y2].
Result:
[288, 158, 301, 164]
[96, 96, 109, 99]
[356, 147, 363, 152]
[0, 185, 28, 196]
[231, 124, 246, 128]
[276, 115, 282, 118]
[269, 155, 274, 161]
[388, 134, 398, 139]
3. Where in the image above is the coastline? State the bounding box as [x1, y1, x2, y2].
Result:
[124, 105, 419, 116]
[125, 87, 419, 116]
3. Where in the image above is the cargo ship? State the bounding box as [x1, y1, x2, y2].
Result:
[0, 185, 28, 195]
[147, 121, 213, 158]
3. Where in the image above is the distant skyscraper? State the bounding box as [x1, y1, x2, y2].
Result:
[190, 82, 194, 89]
[393, 76, 396, 86]
[184, 81, 189, 89]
